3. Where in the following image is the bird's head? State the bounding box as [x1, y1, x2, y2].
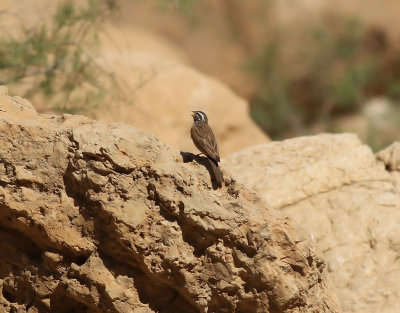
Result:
[191, 111, 208, 125]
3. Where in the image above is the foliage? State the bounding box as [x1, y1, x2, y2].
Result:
[0, 0, 117, 113]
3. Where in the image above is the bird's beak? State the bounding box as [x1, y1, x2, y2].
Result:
[191, 111, 195, 117]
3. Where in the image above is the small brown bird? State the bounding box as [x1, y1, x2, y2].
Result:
[190, 111, 223, 186]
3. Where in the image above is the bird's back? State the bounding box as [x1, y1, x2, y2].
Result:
[190, 123, 220, 163]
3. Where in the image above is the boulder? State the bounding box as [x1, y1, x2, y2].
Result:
[0, 88, 337, 313]
[223, 133, 400, 313]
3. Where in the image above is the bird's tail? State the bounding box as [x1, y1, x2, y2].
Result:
[208, 158, 224, 187]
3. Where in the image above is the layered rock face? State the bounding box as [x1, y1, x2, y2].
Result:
[224, 134, 400, 313]
[0, 88, 338, 313]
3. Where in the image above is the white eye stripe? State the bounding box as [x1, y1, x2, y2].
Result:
[197, 111, 206, 122]
[199, 112, 205, 122]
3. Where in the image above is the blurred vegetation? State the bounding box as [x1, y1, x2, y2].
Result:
[246, 14, 400, 151]
[0, 0, 117, 113]
[248, 17, 395, 138]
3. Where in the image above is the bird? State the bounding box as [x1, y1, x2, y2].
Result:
[190, 111, 224, 186]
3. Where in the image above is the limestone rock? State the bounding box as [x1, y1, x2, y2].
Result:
[223, 133, 400, 313]
[376, 142, 400, 171]
[0, 90, 337, 313]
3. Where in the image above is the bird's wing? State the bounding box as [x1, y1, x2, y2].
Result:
[191, 124, 220, 163]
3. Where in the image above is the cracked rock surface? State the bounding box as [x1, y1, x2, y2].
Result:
[0, 88, 338, 313]
[223, 133, 400, 313]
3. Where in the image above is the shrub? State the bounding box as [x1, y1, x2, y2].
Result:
[0, 0, 117, 113]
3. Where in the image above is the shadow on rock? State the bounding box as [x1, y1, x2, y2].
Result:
[180, 151, 222, 190]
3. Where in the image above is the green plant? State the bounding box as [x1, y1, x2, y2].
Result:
[0, 0, 117, 113]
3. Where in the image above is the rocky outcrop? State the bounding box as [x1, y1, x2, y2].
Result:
[0, 88, 338, 313]
[223, 133, 400, 313]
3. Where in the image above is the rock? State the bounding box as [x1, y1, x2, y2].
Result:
[0, 90, 338, 312]
[0, 86, 8, 96]
[223, 133, 400, 313]
[376, 142, 400, 171]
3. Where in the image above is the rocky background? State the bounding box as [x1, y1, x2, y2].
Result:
[1, 0, 400, 312]
[223, 134, 400, 313]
